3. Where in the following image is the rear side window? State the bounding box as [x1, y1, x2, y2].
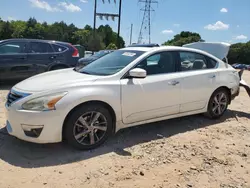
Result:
[179, 51, 213, 71]
[29, 42, 54, 53]
[0, 42, 27, 54]
[52, 44, 67, 52]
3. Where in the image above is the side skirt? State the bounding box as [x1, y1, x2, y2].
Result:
[115, 108, 207, 132]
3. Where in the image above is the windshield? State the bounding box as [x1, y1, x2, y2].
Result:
[77, 50, 145, 76]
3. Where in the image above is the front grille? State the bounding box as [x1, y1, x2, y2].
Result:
[6, 90, 30, 107]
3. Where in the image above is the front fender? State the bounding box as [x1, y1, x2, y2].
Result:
[56, 86, 122, 123]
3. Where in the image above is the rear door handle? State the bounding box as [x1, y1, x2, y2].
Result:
[19, 56, 27, 60]
[168, 80, 180, 86]
[50, 55, 57, 59]
[209, 75, 216, 78]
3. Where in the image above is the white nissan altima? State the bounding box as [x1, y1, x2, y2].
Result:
[5, 42, 245, 150]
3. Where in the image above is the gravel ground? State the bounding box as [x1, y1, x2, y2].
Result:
[0, 72, 249, 188]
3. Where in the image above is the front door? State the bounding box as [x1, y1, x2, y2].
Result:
[0, 41, 30, 80]
[121, 51, 181, 124]
[178, 51, 219, 112]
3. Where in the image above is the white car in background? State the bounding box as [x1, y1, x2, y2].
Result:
[5, 42, 247, 150]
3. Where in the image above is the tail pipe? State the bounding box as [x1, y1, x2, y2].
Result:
[238, 69, 250, 97]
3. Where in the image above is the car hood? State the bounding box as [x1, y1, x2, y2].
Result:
[13, 68, 100, 92]
[183, 42, 231, 60]
[78, 56, 98, 63]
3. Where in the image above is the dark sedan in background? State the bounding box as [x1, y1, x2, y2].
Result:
[77, 50, 114, 68]
[0, 39, 80, 81]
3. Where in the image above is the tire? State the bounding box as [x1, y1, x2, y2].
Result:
[50, 65, 67, 71]
[64, 104, 113, 150]
[205, 88, 230, 119]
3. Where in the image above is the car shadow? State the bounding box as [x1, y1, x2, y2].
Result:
[0, 109, 249, 168]
[0, 81, 18, 90]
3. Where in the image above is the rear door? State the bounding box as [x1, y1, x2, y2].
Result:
[177, 51, 219, 112]
[51, 43, 68, 65]
[27, 41, 57, 74]
[0, 41, 29, 80]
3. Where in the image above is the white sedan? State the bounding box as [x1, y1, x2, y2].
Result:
[5, 42, 244, 150]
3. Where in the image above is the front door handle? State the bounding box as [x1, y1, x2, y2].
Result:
[168, 80, 180, 86]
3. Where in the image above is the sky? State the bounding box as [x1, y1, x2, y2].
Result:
[0, 0, 250, 46]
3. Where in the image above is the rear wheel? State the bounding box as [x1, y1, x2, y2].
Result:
[64, 104, 113, 150]
[206, 88, 230, 119]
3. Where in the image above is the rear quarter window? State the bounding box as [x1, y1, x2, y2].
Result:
[207, 57, 218, 68]
[52, 44, 67, 53]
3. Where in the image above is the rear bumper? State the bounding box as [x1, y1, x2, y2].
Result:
[231, 86, 240, 100]
[240, 80, 250, 97]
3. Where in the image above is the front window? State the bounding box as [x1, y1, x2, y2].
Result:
[76, 50, 144, 75]
[0, 42, 27, 54]
[135, 52, 176, 75]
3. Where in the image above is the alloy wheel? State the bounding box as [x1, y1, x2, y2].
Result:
[73, 111, 108, 145]
[212, 92, 228, 116]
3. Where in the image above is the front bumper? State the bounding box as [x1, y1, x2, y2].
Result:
[5, 104, 64, 144]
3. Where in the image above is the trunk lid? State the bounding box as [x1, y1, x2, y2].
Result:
[183, 42, 231, 60]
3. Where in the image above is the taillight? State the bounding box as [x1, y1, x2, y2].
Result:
[70, 44, 79, 57]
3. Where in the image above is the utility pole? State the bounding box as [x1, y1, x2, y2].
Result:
[117, 0, 122, 48]
[130, 23, 133, 45]
[93, 0, 97, 35]
[93, 0, 123, 48]
[138, 0, 158, 44]
[93, 0, 97, 54]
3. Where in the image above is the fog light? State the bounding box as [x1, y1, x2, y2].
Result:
[21, 124, 44, 138]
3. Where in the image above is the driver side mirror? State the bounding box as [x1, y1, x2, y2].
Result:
[128, 68, 147, 79]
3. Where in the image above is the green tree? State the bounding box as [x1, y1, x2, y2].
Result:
[72, 29, 90, 45]
[87, 34, 105, 51]
[106, 43, 117, 50]
[0, 17, 125, 51]
[0, 21, 13, 39]
[228, 41, 250, 65]
[162, 31, 203, 46]
[11, 21, 27, 38]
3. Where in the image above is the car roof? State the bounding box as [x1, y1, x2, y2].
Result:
[120, 47, 156, 52]
[127, 43, 160, 47]
[121, 46, 191, 52]
[120, 46, 221, 60]
[0, 38, 71, 45]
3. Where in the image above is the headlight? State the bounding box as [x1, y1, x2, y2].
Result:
[21, 92, 67, 111]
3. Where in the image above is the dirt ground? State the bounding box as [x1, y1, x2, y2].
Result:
[0, 72, 250, 188]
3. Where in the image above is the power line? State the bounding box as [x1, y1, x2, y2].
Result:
[138, 0, 158, 44]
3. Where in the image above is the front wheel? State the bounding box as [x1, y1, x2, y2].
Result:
[205, 89, 230, 119]
[64, 104, 113, 150]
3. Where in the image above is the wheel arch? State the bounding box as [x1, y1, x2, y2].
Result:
[62, 100, 117, 139]
[209, 86, 232, 105]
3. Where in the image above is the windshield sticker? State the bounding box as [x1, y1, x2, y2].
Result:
[122, 52, 136, 57]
